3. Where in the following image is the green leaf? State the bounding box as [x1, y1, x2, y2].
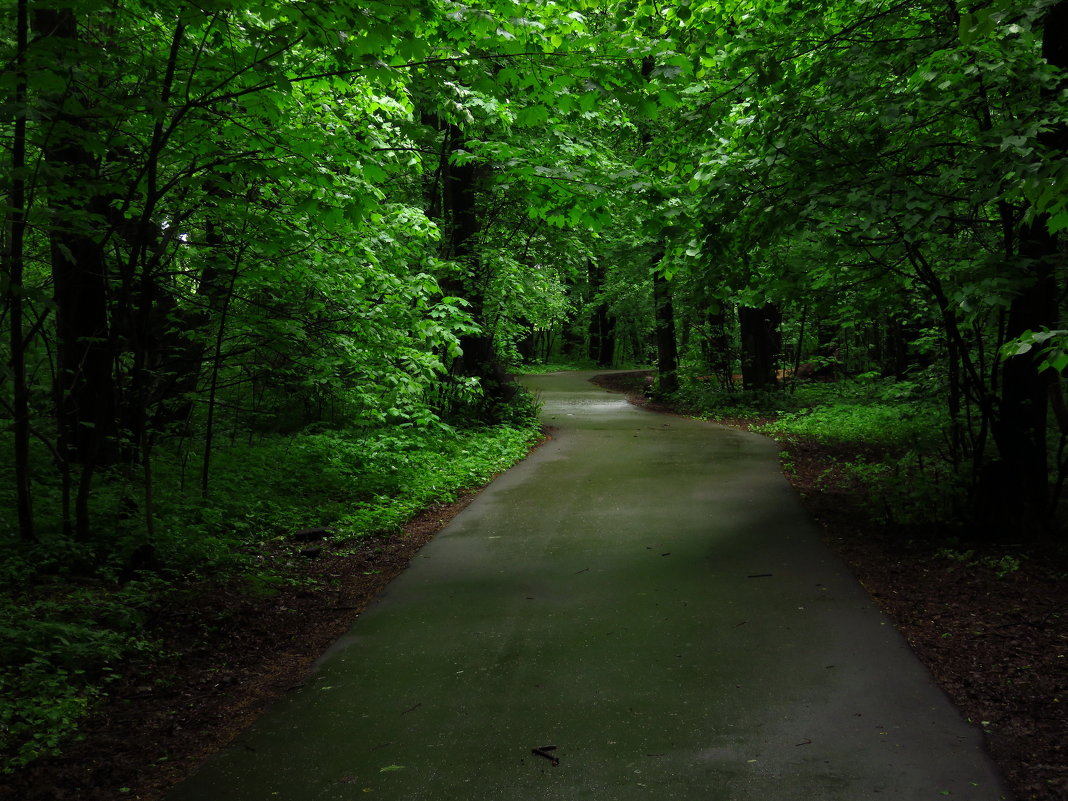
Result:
[363, 162, 388, 183]
[1048, 211, 1068, 235]
[658, 90, 680, 108]
[516, 105, 551, 127]
[958, 12, 978, 45]
[1043, 352, 1068, 373]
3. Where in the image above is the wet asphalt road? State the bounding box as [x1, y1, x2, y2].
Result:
[166, 371, 1012, 801]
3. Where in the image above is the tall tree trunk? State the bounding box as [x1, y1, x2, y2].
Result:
[992, 0, 1068, 526]
[587, 260, 615, 367]
[594, 305, 617, 368]
[701, 305, 733, 389]
[438, 124, 512, 413]
[6, 0, 35, 541]
[35, 9, 118, 539]
[444, 134, 491, 376]
[738, 304, 781, 390]
[638, 57, 678, 393]
[652, 259, 679, 394]
[788, 305, 808, 392]
[200, 260, 240, 498]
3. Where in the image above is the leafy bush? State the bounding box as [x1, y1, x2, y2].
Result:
[667, 382, 807, 418]
[756, 401, 941, 449]
[0, 665, 98, 770]
[752, 376, 946, 449]
[512, 360, 594, 374]
[836, 456, 968, 528]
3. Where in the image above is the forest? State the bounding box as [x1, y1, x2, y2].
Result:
[1, 0, 1066, 798]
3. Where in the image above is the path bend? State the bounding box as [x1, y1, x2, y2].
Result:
[166, 371, 1012, 801]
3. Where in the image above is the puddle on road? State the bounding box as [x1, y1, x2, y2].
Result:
[542, 398, 630, 415]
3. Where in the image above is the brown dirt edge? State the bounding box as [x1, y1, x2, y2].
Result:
[0, 428, 556, 801]
[592, 370, 1067, 801]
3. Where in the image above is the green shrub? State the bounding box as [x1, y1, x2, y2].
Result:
[756, 401, 942, 448]
[667, 382, 806, 418]
[836, 456, 968, 527]
[746, 375, 946, 450]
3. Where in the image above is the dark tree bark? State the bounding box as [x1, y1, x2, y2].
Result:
[36, 9, 117, 461]
[200, 245, 242, 499]
[701, 307, 733, 389]
[437, 123, 513, 415]
[996, 227, 1059, 516]
[34, 9, 120, 540]
[881, 315, 924, 379]
[990, 0, 1068, 526]
[652, 263, 679, 394]
[593, 305, 617, 368]
[587, 260, 615, 367]
[738, 304, 781, 390]
[560, 324, 582, 358]
[638, 57, 678, 393]
[6, 0, 35, 541]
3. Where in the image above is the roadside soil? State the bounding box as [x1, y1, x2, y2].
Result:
[590, 370, 1067, 801]
[3, 372, 1064, 801]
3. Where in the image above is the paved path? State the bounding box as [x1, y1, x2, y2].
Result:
[167, 372, 1012, 800]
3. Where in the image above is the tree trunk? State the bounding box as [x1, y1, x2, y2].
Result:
[738, 304, 781, 390]
[990, 0, 1068, 527]
[6, 0, 35, 541]
[700, 306, 733, 389]
[652, 262, 679, 394]
[439, 124, 513, 414]
[587, 260, 615, 367]
[35, 9, 119, 539]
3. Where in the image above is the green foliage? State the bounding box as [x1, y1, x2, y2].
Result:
[836, 456, 967, 529]
[755, 378, 944, 447]
[0, 407, 541, 773]
[2, 0, 1067, 775]
[145, 399, 543, 570]
[668, 383, 799, 418]
[1001, 328, 1068, 374]
[758, 400, 939, 449]
[0, 587, 160, 770]
[513, 360, 602, 374]
[750, 378, 967, 526]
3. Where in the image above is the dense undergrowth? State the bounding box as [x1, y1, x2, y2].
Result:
[667, 374, 970, 530]
[0, 392, 543, 774]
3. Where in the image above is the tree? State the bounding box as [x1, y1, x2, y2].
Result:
[3, 0, 1066, 557]
[652, 0, 1068, 532]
